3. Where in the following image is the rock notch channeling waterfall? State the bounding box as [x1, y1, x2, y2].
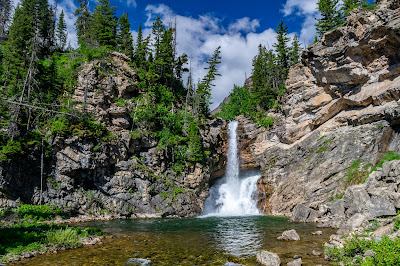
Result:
[203, 121, 260, 216]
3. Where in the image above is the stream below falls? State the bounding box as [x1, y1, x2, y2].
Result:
[15, 216, 336, 265]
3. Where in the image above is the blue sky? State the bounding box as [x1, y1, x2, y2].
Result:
[120, 0, 306, 37]
[14, 0, 322, 108]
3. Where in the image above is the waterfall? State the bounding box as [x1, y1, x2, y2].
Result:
[202, 121, 260, 216]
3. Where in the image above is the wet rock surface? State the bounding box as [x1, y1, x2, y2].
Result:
[256, 250, 281, 266]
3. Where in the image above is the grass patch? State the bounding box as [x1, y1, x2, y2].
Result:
[364, 151, 400, 182]
[46, 227, 81, 248]
[0, 205, 103, 262]
[316, 138, 334, 153]
[330, 192, 345, 202]
[395, 212, 400, 232]
[345, 159, 368, 186]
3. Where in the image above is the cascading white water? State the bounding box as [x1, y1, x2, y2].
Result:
[202, 121, 260, 216]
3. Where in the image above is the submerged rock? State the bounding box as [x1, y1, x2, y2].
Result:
[256, 250, 281, 266]
[277, 229, 300, 241]
[287, 258, 302, 266]
[126, 258, 152, 265]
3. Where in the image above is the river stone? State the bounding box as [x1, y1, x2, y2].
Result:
[312, 250, 322, 256]
[126, 258, 152, 265]
[278, 229, 300, 241]
[256, 250, 281, 266]
[287, 258, 302, 266]
[311, 231, 323, 235]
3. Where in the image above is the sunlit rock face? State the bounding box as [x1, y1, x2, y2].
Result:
[244, 1, 400, 226]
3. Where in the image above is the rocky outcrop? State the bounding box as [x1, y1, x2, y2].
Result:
[236, 2, 400, 224]
[0, 53, 228, 218]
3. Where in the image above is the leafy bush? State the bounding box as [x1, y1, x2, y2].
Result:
[50, 116, 69, 135]
[16, 204, 65, 221]
[0, 140, 22, 161]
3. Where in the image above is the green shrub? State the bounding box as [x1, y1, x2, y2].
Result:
[50, 116, 69, 135]
[46, 227, 81, 248]
[0, 140, 22, 161]
[325, 234, 400, 265]
[16, 204, 65, 221]
[395, 212, 400, 232]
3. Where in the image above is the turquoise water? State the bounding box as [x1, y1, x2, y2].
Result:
[17, 216, 335, 265]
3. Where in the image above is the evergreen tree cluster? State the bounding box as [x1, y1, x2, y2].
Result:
[218, 20, 301, 126]
[315, 0, 376, 39]
[0, 0, 222, 170]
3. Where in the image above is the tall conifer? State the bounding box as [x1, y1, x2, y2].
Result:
[289, 34, 302, 66]
[56, 9, 67, 50]
[197, 46, 221, 116]
[117, 13, 133, 57]
[315, 0, 343, 38]
[273, 20, 290, 71]
[91, 0, 117, 48]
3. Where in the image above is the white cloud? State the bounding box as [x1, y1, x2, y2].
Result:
[282, 0, 319, 45]
[282, 0, 318, 16]
[228, 17, 260, 33]
[125, 0, 137, 8]
[142, 4, 277, 110]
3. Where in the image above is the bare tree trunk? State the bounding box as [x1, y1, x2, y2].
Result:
[40, 138, 44, 207]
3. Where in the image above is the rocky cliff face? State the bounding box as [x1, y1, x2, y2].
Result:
[240, 1, 400, 227]
[0, 53, 228, 218]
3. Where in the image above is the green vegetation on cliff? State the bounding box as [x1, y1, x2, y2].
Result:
[0, 0, 221, 170]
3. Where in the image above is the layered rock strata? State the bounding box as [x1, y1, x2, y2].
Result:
[238, 0, 400, 228]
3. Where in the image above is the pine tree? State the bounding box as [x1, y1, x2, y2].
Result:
[37, 0, 54, 56]
[156, 27, 174, 84]
[74, 0, 92, 45]
[315, 0, 343, 38]
[4, 0, 36, 89]
[56, 9, 67, 50]
[342, 0, 369, 15]
[197, 46, 221, 116]
[0, 0, 12, 42]
[91, 0, 117, 48]
[251, 44, 278, 110]
[134, 24, 145, 68]
[273, 20, 290, 71]
[152, 17, 164, 59]
[289, 34, 302, 66]
[117, 13, 133, 57]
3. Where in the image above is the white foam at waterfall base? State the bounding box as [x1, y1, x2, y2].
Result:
[202, 121, 261, 217]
